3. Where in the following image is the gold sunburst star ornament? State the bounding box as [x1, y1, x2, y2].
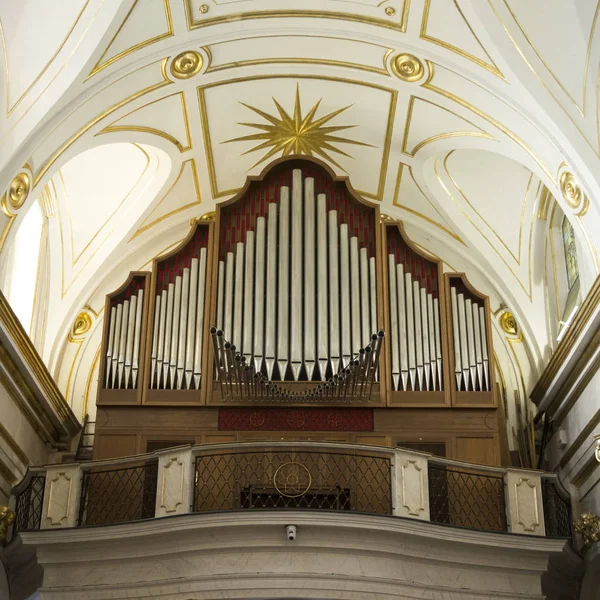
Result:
[224, 84, 373, 170]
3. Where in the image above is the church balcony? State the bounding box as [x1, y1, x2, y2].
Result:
[8, 442, 571, 539]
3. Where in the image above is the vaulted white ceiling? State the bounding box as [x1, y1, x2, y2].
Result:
[1, 0, 599, 420]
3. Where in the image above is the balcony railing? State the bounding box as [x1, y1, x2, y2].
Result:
[8, 442, 572, 540]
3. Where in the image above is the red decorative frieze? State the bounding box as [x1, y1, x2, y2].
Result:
[218, 408, 374, 431]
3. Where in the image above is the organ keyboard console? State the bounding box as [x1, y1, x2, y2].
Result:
[96, 156, 495, 409]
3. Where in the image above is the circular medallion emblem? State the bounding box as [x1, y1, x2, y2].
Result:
[273, 462, 312, 497]
[286, 411, 305, 429]
[391, 53, 425, 82]
[170, 51, 203, 79]
[249, 412, 265, 428]
[327, 412, 343, 429]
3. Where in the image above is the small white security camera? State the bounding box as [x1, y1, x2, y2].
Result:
[286, 524, 297, 541]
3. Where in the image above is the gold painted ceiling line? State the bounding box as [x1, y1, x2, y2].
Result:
[32, 58, 172, 189]
[420, 0, 503, 78]
[86, 0, 174, 80]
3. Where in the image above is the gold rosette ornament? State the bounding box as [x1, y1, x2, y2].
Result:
[170, 51, 203, 79]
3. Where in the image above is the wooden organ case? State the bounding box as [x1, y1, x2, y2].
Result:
[94, 157, 504, 466]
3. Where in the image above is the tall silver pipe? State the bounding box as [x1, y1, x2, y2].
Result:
[457, 292, 470, 391]
[169, 276, 182, 388]
[156, 289, 167, 388]
[193, 246, 208, 390]
[350, 236, 361, 358]
[426, 293, 436, 391]
[233, 243, 245, 351]
[304, 179, 316, 380]
[253, 217, 266, 374]
[290, 169, 303, 381]
[111, 303, 122, 388]
[340, 223, 351, 368]
[450, 287, 462, 390]
[328, 210, 340, 374]
[242, 231, 255, 366]
[465, 298, 477, 388]
[216, 260, 224, 331]
[163, 284, 174, 389]
[132, 289, 144, 388]
[277, 188, 290, 380]
[396, 263, 408, 391]
[124, 294, 137, 389]
[472, 302, 483, 391]
[317, 193, 328, 380]
[185, 258, 199, 389]
[265, 203, 278, 380]
[177, 268, 190, 390]
[105, 306, 116, 388]
[413, 281, 423, 391]
[433, 297, 443, 389]
[420, 287, 430, 391]
[369, 257, 377, 338]
[405, 272, 416, 390]
[360, 248, 370, 348]
[388, 254, 400, 391]
[117, 299, 130, 389]
[149, 297, 160, 389]
[480, 305, 489, 391]
[224, 252, 234, 342]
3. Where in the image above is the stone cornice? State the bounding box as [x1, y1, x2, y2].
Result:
[0, 291, 80, 444]
[531, 275, 600, 415]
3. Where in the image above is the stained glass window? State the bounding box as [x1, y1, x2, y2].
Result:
[562, 216, 579, 291]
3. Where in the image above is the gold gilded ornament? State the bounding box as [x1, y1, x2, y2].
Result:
[225, 84, 372, 171]
[0, 504, 16, 542]
[199, 4, 209, 13]
[73, 312, 92, 336]
[559, 171, 582, 210]
[385, 6, 396, 16]
[274, 462, 312, 497]
[8, 172, 30, 210]
[574, 513, 600, 552]
[380, 213, 395, 222]
[391, 53, 424, 82]
[199, 211, 215, 221]
[499, 311, 517, 335]
[170, 51, 203, 79]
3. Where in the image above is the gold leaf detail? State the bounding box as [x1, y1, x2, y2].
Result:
[391, 53, 425, 82]
[559, 171, 583, 210]
[574, 513, 600, 553]
[499, 311, 518, 335]
[72, 312, 92, 336]
[170, 51, 203, 80]
[8, 172, 31, 210]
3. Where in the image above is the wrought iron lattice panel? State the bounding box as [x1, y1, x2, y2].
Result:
[542, 478, 572, 538]
[194, 449, 392, 515]
[428, 463, 506, 532]
[14, 474, 45, 532]
[78, 461, 158, 526]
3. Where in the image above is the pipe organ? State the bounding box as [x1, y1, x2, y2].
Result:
[96, 157, 495, 410]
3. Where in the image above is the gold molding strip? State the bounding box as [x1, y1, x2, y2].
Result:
[531, 273, 600, 406]
[0, 290, 80, 438]
[420, 0, 503, 79]
[87, 0, 174, 80]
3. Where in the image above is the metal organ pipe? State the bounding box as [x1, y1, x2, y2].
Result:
[277, 188, 290, 380]
[340, 223, 351, 369]
[388, 254, 400, 392]
[177, 270, 189, 390]
[124, 294, 137, 388]
[328, 210, 340, 376]
[117, 299, 129, 389]
[253, 217, 266, 374]
[185, 258, 199, 389]
[242, 231, 255, 367]
[265, 203, 278, 380]
[450, 287, 462, 390]
[290, 169, 303, 381]
[317, 193, 328, 380]
[396, 263, 408, 392]
[192, 247, 207, 390]
[163, 283, 174, 388]
[233, 243, 244, 352]
[105, 306, 116, 388]
[304, 179, 316, 380]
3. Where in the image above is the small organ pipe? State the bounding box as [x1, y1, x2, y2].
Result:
[253, 217, 266, 374]
[369, 257, 377, 345]
[465, 298, 477, 388]
[396, 263, 408, 391]
[117, 299, 129, 389]
[233, 243, 244, 351]
[265, 203, 278, 380]
[350, 236, 361, 357]
[405, 272, 416, 390]
[277, 187, 290, 380]
[105, 306, 116, 388]
[216, 261, 224, 331]
[457, 293, 470, 391]
[177, 268, 190, 389]
[328, 210, 340, 375]
[169, 277, 182, 388]
[291, 169, 303, 381]
[420, 287, 430, 391]
[132, 289, 144, 388]
[472, 302, 483, 391]
[340, 223, 351, 368]
[434, 297, 443, 389]
[450, 287, 462, 390]
[124, 294, 137, 388]
[317, 193, 328, 379]
[388, 254, 400, 391]
[304, 180, 316, 380]
[150, 297, 160, 388]
[426, 293, 436, 391]
[111, 303, 122, 388]
[156, 289, 167, 388]
[193, 247, 207, 390]
[185, 258, 199, 389]
[360, 248, 370, 349]
[242, 231, 255, 365]
[224, 252, 234, 343]
[413, 281, 423, 391]
[163, 284, 174, 388]
[480, 306, 489, 391]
